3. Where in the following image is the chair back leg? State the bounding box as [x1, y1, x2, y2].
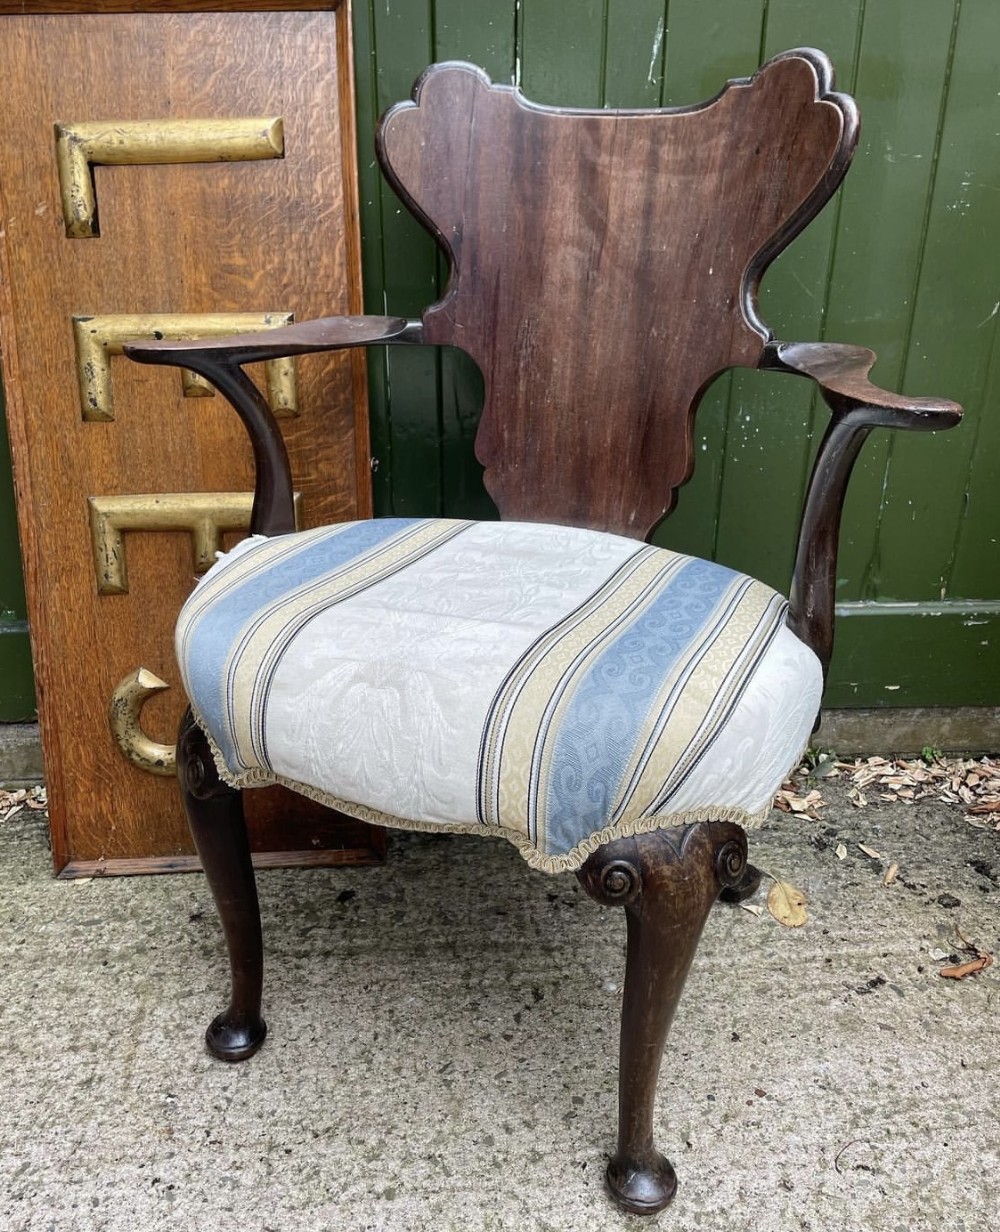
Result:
[178, 708, 267, 1062]
[577, 821, 748, 1214]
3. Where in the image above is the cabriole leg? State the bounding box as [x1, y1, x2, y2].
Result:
[178, 708, 267, 1062]
[577, 821, 748, 1215]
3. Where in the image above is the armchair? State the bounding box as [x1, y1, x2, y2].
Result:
[125, 50, 960, 1215]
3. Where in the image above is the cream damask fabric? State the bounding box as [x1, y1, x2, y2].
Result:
[177, 518, 822, 872]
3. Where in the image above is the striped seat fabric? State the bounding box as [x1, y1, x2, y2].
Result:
[177, 518, 822, 873]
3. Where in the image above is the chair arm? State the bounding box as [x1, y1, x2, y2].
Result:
[760, 340, 963, 674]
[124, 314, 416, 366]
[123, 315, 421, 536]
[763, 340, 962, 428]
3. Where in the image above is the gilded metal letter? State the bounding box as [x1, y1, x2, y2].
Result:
[108, 667, 176, 777]
[87, 490, 302, 595]
[73, 313, 298, 422]
[55, 117, 284, 238]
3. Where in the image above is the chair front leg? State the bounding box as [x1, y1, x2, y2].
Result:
[577, 821, 748, 1215]
[178, 708, 267, 1062]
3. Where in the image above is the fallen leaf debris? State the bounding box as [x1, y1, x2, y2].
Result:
[0, 785, 46, 822]
[777, 754, 1000, 829]
[938, 927, 994, 980]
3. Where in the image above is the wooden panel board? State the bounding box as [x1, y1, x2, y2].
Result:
[0, 7, 384, 872]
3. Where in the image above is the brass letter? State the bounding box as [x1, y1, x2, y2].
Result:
[87, 490, 302, 595]
[55, 117, 284, 238]
[108, 667, 176, 777]
[73, 313, 298, 422]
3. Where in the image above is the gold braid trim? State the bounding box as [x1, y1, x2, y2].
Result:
[194, 707, 772, 875]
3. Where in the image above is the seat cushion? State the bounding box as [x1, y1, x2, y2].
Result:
[177, 518, 822, 872]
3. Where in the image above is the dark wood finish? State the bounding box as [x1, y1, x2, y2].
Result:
[377, 54, 857, 540]
[178, 709, 267, 1061]
[128, 317, 419, 533]
[0, 7, 381, 871]
[577, 822, 747, 1214]
[121, 51, 963, 1212]
[762, 341, 962, 672]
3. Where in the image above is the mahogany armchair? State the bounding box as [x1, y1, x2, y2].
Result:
[126, 50, 960, 1215]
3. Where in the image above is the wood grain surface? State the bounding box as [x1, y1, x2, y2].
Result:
[0, 3, 341, 13]
[379, 54, 856, 540]
[0, 6, 380, 873]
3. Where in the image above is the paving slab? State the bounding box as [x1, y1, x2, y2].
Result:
[0, 780, 997, 1232]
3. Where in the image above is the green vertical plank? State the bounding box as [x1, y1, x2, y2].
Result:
[0, 385, 35, 720]
[518, 0, 608, 104]
[434, 0, 516, 519]
[434, 0, 516, 73]
[653, 0, 768, 560]
[711, 0, 864, 592]
[825, 0, 958, 603]
[949, 310, 1000, 597]
[351, 0, 392, 514]
[873, 0, 1000, 601]
[363, 0, 441, 516]
[603, 0, 668, 108]
[660, 1, 767, 106]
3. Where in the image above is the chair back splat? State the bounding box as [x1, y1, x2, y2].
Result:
[378, 50, 858, 539]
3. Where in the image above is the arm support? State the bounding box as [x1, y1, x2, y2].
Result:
[124, 315, 421, 536]
[761, 340, 962, 674]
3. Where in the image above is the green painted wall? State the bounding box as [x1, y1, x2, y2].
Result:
[0, 385, 33, 719]
[353, 0, 1000, 709]
[1, 0, 997, 719]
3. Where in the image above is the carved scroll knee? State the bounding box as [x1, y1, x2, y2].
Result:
[178, 709, 266, 1062]
[577, 821, 748, 1215]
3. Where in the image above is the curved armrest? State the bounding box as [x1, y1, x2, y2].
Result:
[124, 314, 416, 366]
[760, 340, 962, 675]
[123, 315, 421, 536]
[763, 340, 962, 428]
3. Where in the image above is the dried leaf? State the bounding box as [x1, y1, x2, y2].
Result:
[767, 879, 808, 928]
[835, 842, 848, 860]
[883, 863, 899, 886]
[858, 843, 883, 860]
[784, 795, 813, 813]
[740, 903, 763, 918]
[939, 955, 993, 980]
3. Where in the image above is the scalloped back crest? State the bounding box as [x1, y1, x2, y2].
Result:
[378, 52, 857, 539]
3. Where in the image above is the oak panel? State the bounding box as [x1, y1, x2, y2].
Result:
[0, 7, 379, 871]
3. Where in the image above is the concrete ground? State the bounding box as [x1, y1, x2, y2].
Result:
[0, 780, 997, 1232]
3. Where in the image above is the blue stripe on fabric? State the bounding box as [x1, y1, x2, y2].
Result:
[182, 519, 419, 768]
[649, 594, 785, 813]
[541, 557, 741, 855]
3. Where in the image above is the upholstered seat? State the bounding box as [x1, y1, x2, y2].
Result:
[179, 517, 821, 871]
